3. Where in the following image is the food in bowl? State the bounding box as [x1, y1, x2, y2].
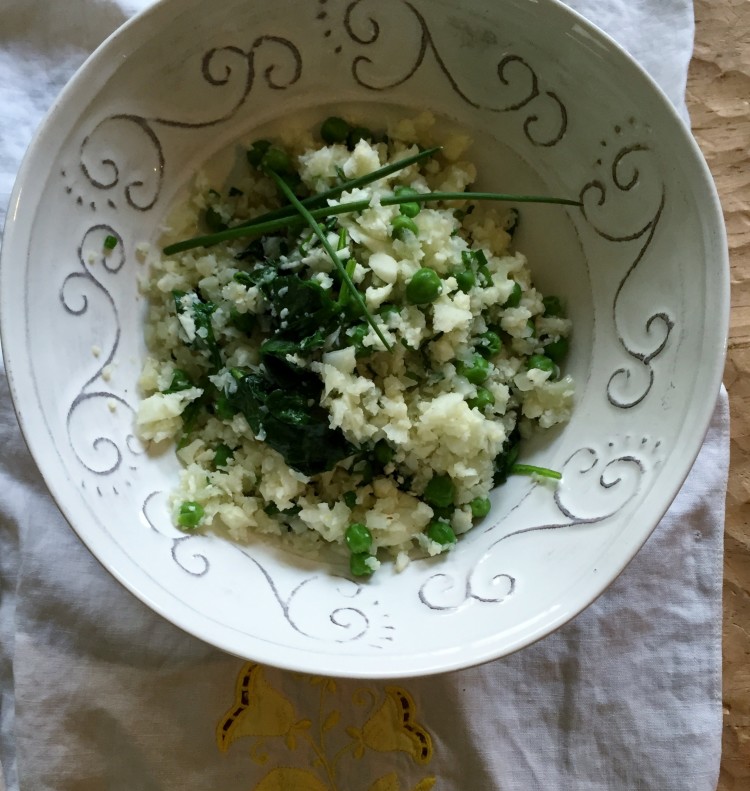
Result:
[135, 113, 575, 576]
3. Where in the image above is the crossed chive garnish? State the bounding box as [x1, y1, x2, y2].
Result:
[161, 143, 580, 355]
[162, 146, 581, 256]
[266, 168, 393, 351]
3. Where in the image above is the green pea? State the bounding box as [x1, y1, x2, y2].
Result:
[395, 185, 421, 218]
[503, 281, 522, 308]
[454, 268, 476, 293]
[400, 202, 421, 218]
[477, 330, 501, 358]
[467, 386, 495, 411]
[406, 268, 442, 304]
[425, 520, 457, 546]
[261, 146, 294, 176]
[374, 440, 395, 466]
[350, 552, 375, 577]
[247, 140, 272, 168]
[423, 474, 454, 509]
[162, 369, 192, 394]
[545, 336, 569, 363]
[470, 497, 491, 519]
[321, 116, 351, 145]
[345, 522, 373, 554]
[458, 354, 490, 385]
[103, 234, 118, 250]
[344, 490, 357, 509]
[233, 271, 254, 287]
[542, 295, 565, 318]
[213, 443, 234, 469]
[177, 501, 204, 530]
[391, 215, 419, 240]
[474, 250, 493, 287]
[347, 125, 372, 149]
[527, 354, 556, 373]
[346, 323, 370, 357]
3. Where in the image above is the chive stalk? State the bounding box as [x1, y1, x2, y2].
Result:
[163, 190, 581, 256]
[234, 146, 442, 229]
[510, 464, 562, 480]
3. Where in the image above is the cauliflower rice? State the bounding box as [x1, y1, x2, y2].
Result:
[135, 113, 574, 574]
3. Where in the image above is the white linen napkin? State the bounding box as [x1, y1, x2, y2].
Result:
[0, 2, 727, 790]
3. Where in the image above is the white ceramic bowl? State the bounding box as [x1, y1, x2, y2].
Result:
[0, 0, 728, 677]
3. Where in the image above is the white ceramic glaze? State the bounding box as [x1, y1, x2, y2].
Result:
[0, 0, 728, 677]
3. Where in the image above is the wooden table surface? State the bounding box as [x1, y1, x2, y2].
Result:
[687, 1, 750, 787]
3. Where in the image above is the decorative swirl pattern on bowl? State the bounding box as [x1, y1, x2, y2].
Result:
[343, 0, 567, 146]
[77, 38, 301, 212]
[580, 141, 670, 408]
[418, 435, 660, 612]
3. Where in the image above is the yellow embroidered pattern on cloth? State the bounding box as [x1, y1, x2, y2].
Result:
[217, 663, 436, 791]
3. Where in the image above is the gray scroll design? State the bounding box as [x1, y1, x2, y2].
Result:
[419, 442, 648, 611]
[142, 490, 210, 577]
[232, 548, 392, 646]
[579, 144, 671, 408]
[77, 37, 302, 212]
[61, 224, 137, 476]
[343, 0, 567, 146]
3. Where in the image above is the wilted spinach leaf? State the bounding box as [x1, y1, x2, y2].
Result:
[261, 274, 342, 341]
[229, 307, 256, 336]
[227, 367, 354, 476]
[173, 290, 221, 370]
[260, 330, 327, 361]
[233, 266, 277, 288]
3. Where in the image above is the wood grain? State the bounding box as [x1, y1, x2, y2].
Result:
[687, 1, 750, 787]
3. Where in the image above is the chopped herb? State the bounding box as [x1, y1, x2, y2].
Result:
[172, 290, 221, 370]
[213, 444, 234, 468]
[265, 168, 392, 351]
[544, 336, 569, 363]
[511, 464, 562, 480]
[162, 369, 193, 394]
